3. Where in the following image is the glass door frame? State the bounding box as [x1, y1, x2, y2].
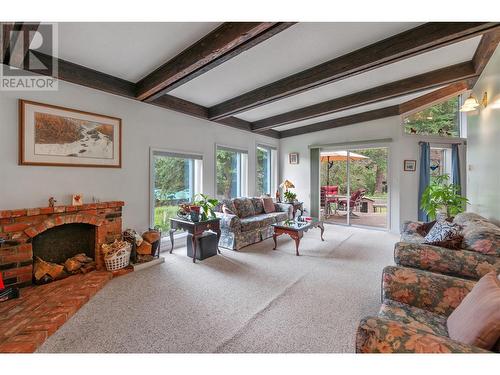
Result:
[319, 144, 391, 230]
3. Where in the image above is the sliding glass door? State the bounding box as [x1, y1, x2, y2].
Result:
[320, 147, 388, 229]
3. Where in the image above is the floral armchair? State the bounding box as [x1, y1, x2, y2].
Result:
[355, 266, 497, 353]
[395, 213, 500, 280]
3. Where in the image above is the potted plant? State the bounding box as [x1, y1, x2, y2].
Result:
[194, 194, 219, 221]
[283, 191, 297, 204]
[420, 174, 468, 220]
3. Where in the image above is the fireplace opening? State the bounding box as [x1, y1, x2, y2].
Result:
[33, 223, 95, 263]
[32, 223, 96, 283]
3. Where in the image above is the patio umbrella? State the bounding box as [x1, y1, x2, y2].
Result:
[320, 151, 369, 186]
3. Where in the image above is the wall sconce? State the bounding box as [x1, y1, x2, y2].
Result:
[460, 92, 488, 112]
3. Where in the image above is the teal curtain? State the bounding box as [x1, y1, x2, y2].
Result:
[310, 148, 320, 217]
[452, 144, 461, 195]
[418, 142, 430, 221]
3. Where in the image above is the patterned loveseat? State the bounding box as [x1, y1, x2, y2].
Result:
[215, 197, 293, 250]
[394, 213, 500, 280]
[356, 266, 498, 353]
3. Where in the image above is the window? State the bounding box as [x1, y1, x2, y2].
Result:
[151, 150, 202, 231]
[216, 146, 248, 199]
[430, 146, 452, 178]
[256, 144, 278, 196]
[403, 96, 462, 137]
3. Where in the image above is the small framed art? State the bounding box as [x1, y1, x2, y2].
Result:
[404, 160, 416, 172]
[289, 152, 299, 164]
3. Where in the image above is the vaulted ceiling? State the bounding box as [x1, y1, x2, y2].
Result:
[2, 22, 499, 139]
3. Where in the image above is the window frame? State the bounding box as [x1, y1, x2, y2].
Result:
[214, 144, 249, 200]
[401, 94, 465, 139]
[255, 143, 277, 197]
[149, 147, 203, 233]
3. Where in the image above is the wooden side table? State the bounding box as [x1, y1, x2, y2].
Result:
[290, 201, 304, 217]
[169, 218, 221, 263]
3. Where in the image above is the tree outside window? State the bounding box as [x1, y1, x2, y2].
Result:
[403, 96, 461, 137]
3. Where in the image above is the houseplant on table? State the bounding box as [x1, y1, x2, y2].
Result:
[420, 174, 468, 220]
[283, 190, 297, 204]
[194, 194, 219, 221]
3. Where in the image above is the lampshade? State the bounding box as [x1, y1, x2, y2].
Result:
[280, 179, 295, 189]
[460, 94, 479, 112]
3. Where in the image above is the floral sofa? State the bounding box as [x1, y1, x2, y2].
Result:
[394, 212, 500, 280]
[356, 266, 498, 353]
[215, 198, 293, 250]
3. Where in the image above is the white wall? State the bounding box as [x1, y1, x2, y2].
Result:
[279, 117, 466, 233]
[0, 77, 278, 232]
[466, 45, 500, 225]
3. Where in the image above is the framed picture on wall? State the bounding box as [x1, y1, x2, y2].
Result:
[404, 160, 416, 171]
[289, 152, 299, 164]
[19, 99, 122, 168]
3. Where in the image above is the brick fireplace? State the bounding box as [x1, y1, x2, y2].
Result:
[0, 201, 124, 288]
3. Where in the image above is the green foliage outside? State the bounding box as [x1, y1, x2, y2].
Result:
[154, 155, 190, 200]
[256, 147, 269, 196]
[321, 148, 388, 200]
[216, 149, 236, 199]
[420, 174, 468, 220]
[153, 155, 192, 231]
[154, 205, 178, 231]
[403, 96, 460, 137]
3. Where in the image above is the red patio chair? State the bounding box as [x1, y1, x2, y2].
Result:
[337, 188, 366, 218]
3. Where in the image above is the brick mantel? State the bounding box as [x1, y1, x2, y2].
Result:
[0, 201, 124, 287]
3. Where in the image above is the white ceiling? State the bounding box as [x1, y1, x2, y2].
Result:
[42, 22, 221, 82]
[169, 22, 422, 106]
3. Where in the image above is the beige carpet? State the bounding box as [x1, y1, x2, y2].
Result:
[38, 224, 397, 353]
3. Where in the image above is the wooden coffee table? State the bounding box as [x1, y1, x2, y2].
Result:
[271, 218, 324, 256]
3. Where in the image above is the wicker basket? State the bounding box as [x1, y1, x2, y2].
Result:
[104, 242, 131, 271]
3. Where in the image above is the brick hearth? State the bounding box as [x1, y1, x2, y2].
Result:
[0, 271, 112, 352]
[0, 201, 124, 288]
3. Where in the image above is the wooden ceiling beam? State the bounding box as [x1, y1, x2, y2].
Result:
[208, 22, 500, 120]
[280, 106, 400, 138]
[251, 61, 478, 132]
[472, 29, 500, 75]
[136, 22, 295, 102]
[399, 81, 469, 115]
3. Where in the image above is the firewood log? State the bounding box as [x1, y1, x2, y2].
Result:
[34, 257, 64, 280]
[64, 258, 82, 273]
[73, 253, 93, 263]
[136, 241, 152, 255]
[142, 231, 160, 244]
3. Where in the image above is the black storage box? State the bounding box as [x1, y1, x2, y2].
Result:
[186, 231, 218, 260]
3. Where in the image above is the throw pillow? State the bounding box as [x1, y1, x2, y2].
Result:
[233, 198, 255, 218]
[262, 197, 275, 214]
[424, 220, 461, 243]
[447, 271, 500, 350]
[425, 234, 464, 250]
[416, 220, 436, 237]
